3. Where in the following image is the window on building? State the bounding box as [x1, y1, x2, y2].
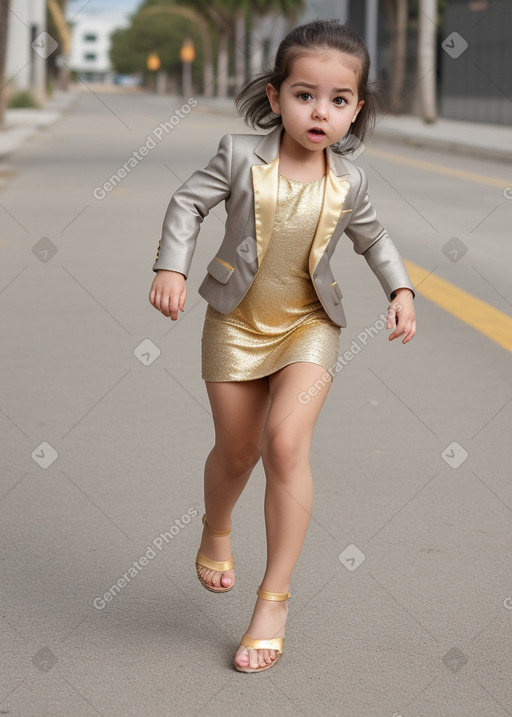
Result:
[84, 33, 97, 42]
[84, 53, 97, 61]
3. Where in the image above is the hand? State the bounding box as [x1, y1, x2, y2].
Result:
[149, 270, 186, 320]
[386, 288, 416, 344]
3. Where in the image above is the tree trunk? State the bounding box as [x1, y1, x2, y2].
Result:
[216, 29, 229, 97]
[48, 0, 71, 90]
[249, 14, 265, 76]
[418, 0, 437, 122]
[234, 13, 246, 92]
[383, 0, 408, 113]
[204, 56, 214, 97]
[0, 0, 10, 129]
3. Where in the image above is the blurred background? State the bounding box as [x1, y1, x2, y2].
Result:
[2, 0, 512, 125]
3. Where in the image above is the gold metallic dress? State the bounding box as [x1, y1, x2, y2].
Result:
[201, 174, 341, 382]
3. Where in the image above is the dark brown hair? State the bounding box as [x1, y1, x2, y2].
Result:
[235, 19, 381, 151]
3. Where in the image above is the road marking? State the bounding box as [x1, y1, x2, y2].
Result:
[366, 147, 510, 188]
[404, 260, 512, 353]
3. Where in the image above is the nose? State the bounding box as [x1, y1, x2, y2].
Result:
[312, 100, 328, 121]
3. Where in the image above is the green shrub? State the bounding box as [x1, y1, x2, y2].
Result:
[8, 91, 40, 109]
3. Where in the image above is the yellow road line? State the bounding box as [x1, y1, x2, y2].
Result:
[366, 147, 510, 188]
[404, 260, 512, 353]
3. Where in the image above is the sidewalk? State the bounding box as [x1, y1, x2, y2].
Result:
[0, 90, 78, 160]
[374, 113, 512, 163]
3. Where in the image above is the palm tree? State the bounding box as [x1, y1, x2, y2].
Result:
[47, 0, 72, 90]
[203, 1, 235, 97]
[247, 0, 303, 76]
[382, 0, 408, 113]
[418, 0, 437, 121]
[0, 0, 10, 128]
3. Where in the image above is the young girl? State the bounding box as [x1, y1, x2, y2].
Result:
[149, 19, 416, 673]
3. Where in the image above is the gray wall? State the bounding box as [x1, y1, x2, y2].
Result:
[440, 0, 512, 125]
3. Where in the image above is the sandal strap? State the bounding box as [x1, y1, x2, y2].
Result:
[257, 587, 291, 602]
[195, 551, 234, 573]
[240, 632, 284, 654]
[202, 513, 231, 537]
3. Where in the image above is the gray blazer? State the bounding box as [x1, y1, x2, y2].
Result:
[153, 125, 414, 327]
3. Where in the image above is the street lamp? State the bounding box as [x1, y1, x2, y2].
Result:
[180, 38, 195, 98]
[146, 53, 161, 72]
[146, 52, 166, 94]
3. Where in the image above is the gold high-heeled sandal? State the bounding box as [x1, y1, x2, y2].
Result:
[195, 514, 234, 593]
[234, 587, 291, 673]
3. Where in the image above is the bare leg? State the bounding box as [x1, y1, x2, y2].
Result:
[234, 362, 332, 670]
[197, 379, 270, 589]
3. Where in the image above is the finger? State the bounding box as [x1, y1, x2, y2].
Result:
[396, 319, 413, 343]
[402, 320, 417, 344]
[386, 306, 396, 328]
[159, 292, 172, 317]
[388, 318, 401, 340]
[178, 287, 187, 312]
[388, 319, 406, 341]
[169, 294, 180, 320]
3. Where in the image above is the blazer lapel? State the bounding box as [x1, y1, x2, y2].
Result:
[251, 157, 279, 267]
[251, 128, 353, 273]
[251, 126, 282, 267]
[308, 166, 351, 276]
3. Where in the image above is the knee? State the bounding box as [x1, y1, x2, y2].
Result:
[261, 430, 306, 477]
[212, 440, 261, 478]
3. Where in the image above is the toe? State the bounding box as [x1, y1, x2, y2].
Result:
[235, 647, 249, 668]
[198, 567, 218, 588]
[210, 570, 221, 588]
[265, 649, 275, 665]
[221, 569, 234, 587]
[249, 648, 260, 670]
[197, 565, 234, 590]
[234, 645, 278, 671]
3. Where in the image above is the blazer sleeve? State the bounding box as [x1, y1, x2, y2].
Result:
[344, 166, 415, 301]
[152, 133, 233, 276]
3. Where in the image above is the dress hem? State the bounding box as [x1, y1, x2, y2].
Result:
[202, 358, 336, 383]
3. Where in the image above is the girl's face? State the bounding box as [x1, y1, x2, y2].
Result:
[266, 49, 364, 156]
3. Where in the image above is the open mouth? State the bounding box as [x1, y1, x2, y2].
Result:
[307, 128, 326, 143]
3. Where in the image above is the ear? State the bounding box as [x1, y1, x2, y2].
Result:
[266, 83, 281, 115]
[351, 99, 364, 123]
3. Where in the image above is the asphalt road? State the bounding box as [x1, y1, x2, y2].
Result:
[1, 90, 511, 717]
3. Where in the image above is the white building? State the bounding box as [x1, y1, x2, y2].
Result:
[69, 16, 120, 82]
[5, 0, 47, 102]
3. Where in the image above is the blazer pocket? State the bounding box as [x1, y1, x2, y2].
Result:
[206, 256, 234, 284]
[332, 280, 343, 301]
